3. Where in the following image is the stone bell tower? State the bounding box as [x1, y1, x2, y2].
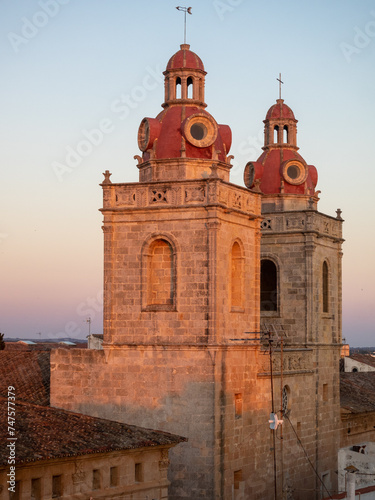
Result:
[100, 44, 263, 499]
[51, 47, 345, 500]
[245, 97, 344, 496]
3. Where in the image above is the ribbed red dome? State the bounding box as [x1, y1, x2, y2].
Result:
[166, 44, 205, 72]
[266, 99, 295, 120]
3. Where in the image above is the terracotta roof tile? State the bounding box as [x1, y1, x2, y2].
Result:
[0, 351, 50, 406]
[340, 372, 375, 413]
[348, 353, 375, 369]
[0, 398, 186, 465]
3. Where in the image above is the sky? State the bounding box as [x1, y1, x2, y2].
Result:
[0, 0, 374, 346]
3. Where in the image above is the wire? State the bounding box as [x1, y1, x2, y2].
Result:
[284, 414, 334, 500]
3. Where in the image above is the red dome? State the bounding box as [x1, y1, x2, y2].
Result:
[140, 105, 229, 163]
[256, 149, 317, 195]
[265, 99, 295, 120]
[166, 44, 205, 72]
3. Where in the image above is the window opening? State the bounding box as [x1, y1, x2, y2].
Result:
[187, 76, 193, 99]
[110, 467, 119, 487]
[273, 125, 279, 143]
[52, 475, 62, 498]
[260, 260, 278, 312]
[322, 261, 329, 313]
[92, 469, 101, 490]
[147, 239, 174, 307]
[31, 478, 41, 500]
[135, 463, 144, 483]
[283, 125, 288, 143]
[176, 77, 181, 99]
[231, 242, 243, 309]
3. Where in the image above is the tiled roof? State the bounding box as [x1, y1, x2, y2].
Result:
[348, 353, 375, 369]
[0, 351, 50, 406]
[340, 372, 375, 413]
[0, 398, 186, 465]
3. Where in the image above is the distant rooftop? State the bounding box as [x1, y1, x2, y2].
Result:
[4, 338, 87, 351]
[341, 372, 375, 414]
[348, 353, 375, 369]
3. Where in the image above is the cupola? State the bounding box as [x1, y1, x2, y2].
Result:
[244, 99, 319, 209]
[135, 45, 232, 183]
[163, 44, 206, 107]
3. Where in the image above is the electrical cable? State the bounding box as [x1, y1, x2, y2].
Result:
[284, 414, 334, 499]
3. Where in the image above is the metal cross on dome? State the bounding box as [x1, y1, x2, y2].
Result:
[277, 73, 284, 100]
[176, 6, 192, 45]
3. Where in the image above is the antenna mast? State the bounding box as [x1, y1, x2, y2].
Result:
[176, 6, 192, 44]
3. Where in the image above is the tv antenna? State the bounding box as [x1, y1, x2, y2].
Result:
[85, 317, 91, 336]
[176, 6, 192, 45]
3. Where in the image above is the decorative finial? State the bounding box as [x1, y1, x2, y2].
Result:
[336, 208, 343, 220]
[176, 6, 192, 45]
[102, 170, 112, 185]
[277, 73, 284, 100]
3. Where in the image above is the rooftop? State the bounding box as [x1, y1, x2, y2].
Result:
[0, 351, 50, 406]
[341, 372, 375, 414]
[0, 398, 186, 466]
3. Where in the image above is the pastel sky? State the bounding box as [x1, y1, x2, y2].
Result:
[1, 0, 374, 346]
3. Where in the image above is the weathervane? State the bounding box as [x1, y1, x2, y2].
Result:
[176, 6, 192, 45]
[277, 73, 284, 100]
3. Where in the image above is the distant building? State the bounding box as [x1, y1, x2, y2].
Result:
[343, 354, 375, 373]
[87, 333, 103, 350]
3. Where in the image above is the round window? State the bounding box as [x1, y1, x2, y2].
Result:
[287, 164, 300, 180]
[244, 162, 255, 188]
[137, 118, 150, 152]
[183, 114, 217, 148]
[190, 122, 207, 141]
[282, 160, 308, 185]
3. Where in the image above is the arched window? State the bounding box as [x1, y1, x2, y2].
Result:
[273, 125, 279, 144]
[144, 238, 176, 310]
[322, 261, 329, 313]
[187, 76, 193, 99]
[260, 259, 278, 312]
[231, 242, 243, 309]
[283, 125, 288, 143]
[176, 77, 181, 99]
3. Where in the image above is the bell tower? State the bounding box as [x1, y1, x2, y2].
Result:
[245, 97, 344, 495]
[100, 44, 262, 498]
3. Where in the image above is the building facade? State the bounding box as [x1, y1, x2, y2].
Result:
[51, 44, 344, 499]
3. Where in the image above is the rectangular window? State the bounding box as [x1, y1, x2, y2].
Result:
[92, 469, 101, 490]
[323, 383, 328, 402]
[31, 478, 42, 500]
[234, 469, 243, 490]
[135, 463, 144, 483]
[9, 481, 20, 500]
[110, 467, 119, 487]
[235, 393, 243, 418]
[52, 475, 62, 498]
